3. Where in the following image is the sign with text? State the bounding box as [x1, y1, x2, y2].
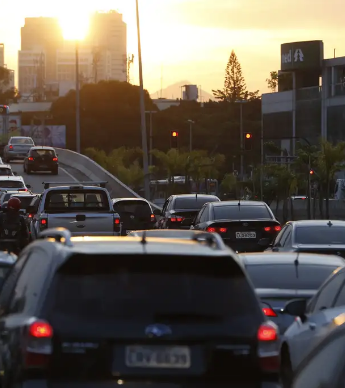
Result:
[281, 41, 323, 71]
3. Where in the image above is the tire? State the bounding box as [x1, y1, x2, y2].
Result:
[280, 348, 293, 388]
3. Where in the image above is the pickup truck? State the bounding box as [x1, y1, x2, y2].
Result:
[29, 181, 121, 239]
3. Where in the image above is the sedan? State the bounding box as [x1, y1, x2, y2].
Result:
[3, 136, 34, 162]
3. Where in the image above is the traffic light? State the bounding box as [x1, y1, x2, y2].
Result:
[170, 131, 178, 148]
[309, 169, 315, 175]
[244, 133, 252, 151]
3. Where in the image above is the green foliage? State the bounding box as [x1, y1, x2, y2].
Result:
[0, 66, 10, 89]
[266, 71, 278, 92]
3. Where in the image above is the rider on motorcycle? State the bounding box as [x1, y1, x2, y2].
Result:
[0, 197, 29, 253]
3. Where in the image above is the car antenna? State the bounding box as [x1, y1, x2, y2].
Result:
[294, 251, 300, 279]
[327, 220, 333, 227]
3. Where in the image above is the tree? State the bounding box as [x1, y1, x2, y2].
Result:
[212, 50, 247, 102]
[266, 71, 278, 92]
[0, 66, 10, 89]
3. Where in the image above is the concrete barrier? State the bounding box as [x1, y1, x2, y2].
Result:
[55, 148, 161, 210]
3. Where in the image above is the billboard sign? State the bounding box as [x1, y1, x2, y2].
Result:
[281, 40, 324, 71]
[0, 115, 22, 144]
[21, 125, 66, 148]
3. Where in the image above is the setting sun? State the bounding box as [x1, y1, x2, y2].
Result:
[57, 8, 90, 40]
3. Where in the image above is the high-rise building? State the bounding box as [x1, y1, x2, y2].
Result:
[0, 44, 4, 68]
[18, 50, 45, 97]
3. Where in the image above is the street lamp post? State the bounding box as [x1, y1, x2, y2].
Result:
[145, 111, 157, 166]
[187, 120, 194, 152]
[136, 0, 150, 200]
[235, 100, 247, 180]
[75, 40, 81, 153]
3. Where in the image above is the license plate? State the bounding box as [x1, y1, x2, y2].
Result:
[236, 231, 256, 239]
[125, 345, 191, 369]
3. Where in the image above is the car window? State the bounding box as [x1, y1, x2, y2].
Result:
[293, 333, 345, 388]
[30, 149, 55, 157]
[311, 272, 345, 313]
[246, 264, 339, 290]
[274, 225, 289, 246]
[113, 201, 151, 217]
[0, 168, 12, 176]
[0, 181, 24, 188]
[174, 197, 218, 210]
[11, 196, 36, 210]
[45, 190, 109, 211]
[194, 207, 205, 224]
[295, 226, 345, 244]
[10, 138, 33, 145]
[213, 205, 272, 220]
[332, 280, 345, 308]
[280, 225, 292, 246]
[46, 254, 262, 328]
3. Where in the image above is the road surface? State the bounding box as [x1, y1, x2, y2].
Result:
[9, 161, 90, 194]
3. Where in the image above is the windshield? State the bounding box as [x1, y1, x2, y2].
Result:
[175, 197, 218, 210]
[213, 205, 272, 220]
[113, 200, 151, 216]
[11, 138, 33, 145]
[11, 196, 35, 210]
[296, 226, 345, 245]
[45, 190, 109, 211]
[0, 169, 12, 176]
[246, 264, 338, 290]
[0, 181, 24, 189]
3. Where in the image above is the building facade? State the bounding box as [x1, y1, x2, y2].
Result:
[262, 40, 345, 158]
[18, 50, 45, 96]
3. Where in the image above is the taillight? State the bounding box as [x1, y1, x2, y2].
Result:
[19, 188, 27, 192]
[40, 218, 48, 229]
[264, 225, 281, 232]
[274, 226, 281, 232]
[207, 227, 216, 232]
[264, 227, 271, 232]
[52, 157, 58, 161]
[114, 218, 120, 225]
[150, 214, 156, 222]
[170, 216, 184, 222]
[114, 216, 121, 233]
[257, 322, 280, 373]
[207, 227, 227, 233]
[28, 214, 33, 218]
[24, 320, 53, 369]
[9, 145, 13, 150]
[262, 307, 277, 317]
[28, 157, 34, 161]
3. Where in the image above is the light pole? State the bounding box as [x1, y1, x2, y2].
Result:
[235, 100, 247, 180]
[187, 120, 194, 152]
[75, 40, 81, 153]
[145, 110, 157, 166]
[136, 0, 150, 200]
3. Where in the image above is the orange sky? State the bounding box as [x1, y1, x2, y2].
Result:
[1, 0, 345, 97]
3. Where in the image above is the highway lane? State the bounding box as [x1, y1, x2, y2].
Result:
[9, 161, 88, 194]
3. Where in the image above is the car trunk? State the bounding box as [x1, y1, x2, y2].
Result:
[11, 144, 32, 154]
[31, 152, 55, 168]
[44, 254, 263, 383]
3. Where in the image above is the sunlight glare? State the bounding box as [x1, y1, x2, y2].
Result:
[58, 9, 90, 40]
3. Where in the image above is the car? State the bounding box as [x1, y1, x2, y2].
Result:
[3, 136, 35, 162]
[0, 164, 15, 176]
[183, 200, 281, 252]
[23, 146, 59, 175]
[128, 229, 215, 239]
[0, 252, 16, 288]
[0, 191, 23, 210]
[280, 265, 345, 387]
[156, 194, 220, 229]
[269, 220, 345, 258]
[0, 227, 280, 388]
[7, 193, 38, 218]
[240, 252, 345, 334]
[0, 176, 31, 193]
[112, 198, 156, 235]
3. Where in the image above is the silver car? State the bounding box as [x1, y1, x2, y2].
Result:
[3, 136, 35, 162]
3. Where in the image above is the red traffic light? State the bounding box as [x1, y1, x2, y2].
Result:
[245, 133, 252, 139]
[309, 169, 314, 175]
[171, 131, 178, 137]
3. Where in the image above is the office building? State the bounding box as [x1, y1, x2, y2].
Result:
[262, 40, 345, 160]
[18, 50, 45, 96]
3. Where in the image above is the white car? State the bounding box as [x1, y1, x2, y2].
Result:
[0, 164, 15, 177]
[0, 176, 31, 193]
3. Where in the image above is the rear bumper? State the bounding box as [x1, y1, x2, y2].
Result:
[28, 162, 58, 170]
[223, 239, 267, 252]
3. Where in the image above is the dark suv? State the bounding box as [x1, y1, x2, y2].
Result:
[0, 228, 280, 388]
[24, 146, 59, 175]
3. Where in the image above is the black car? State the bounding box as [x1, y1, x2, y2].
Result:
[269, 220, 345, 258]
[23, 146, 58, 175]
[0, 227, 280, 388]
[157, 194, 220, 229]
[112, 198, 156, 235]
[8, 193, 38, 224]
[240, 252, 345, 334]
[184, 200, 281, 252]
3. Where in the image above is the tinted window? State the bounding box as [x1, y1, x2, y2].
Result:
[31, 149, 55, 157]
[0, 264, 14, 289]
[113, 200, 151, 216]
[312, 273, 345, 312]
[246, 264, 339, 290]
[174, 197, 218, 210]
[333, 282, 345, 307]
[45, 190, 109, 211]
[11, 138, 33, 145]
[296, 226, 345, 244]
[0, 168, 12, 176]
[11, 196, 36, 210]
[0, 181, 24, 188]
[213, 205, 271, 220]
[48, 255, 260, 323]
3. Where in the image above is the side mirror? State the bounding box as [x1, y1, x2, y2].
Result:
[26, 184, 31, 189]
[258, 238, 271, 247]
[284, 298, 307, 318]
[181, 218, 193, 227]
[153, 209, 161, 216]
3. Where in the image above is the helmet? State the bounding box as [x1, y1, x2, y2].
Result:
[7, 197, 21, 211]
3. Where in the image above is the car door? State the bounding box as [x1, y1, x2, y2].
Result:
[287, 271, 345, 370]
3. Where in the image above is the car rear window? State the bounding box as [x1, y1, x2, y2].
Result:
[296, 226, 345, 244]
[0, 169, 12, 176]
[47, 255, 261, 323]
[0, 181, 24, 189]
[31, 149, 55, 157]
[11, 196, 36, 210]
[213, 205, 272, 220]
[246, 264, 338, 290]
[175, 197, 218, 210]
[113, 200, 151, 216]
[11, 138, 33, 145]
[45, 190, 109, 212]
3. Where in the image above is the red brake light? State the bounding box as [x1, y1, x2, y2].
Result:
[28, 157, 34, 161]
[219, 228, 227, 233]
[52, 157, 58, 161]
[150, 214, 156, 222]
[114, 218, 120, 225]
[28, 214, 33, 218]
[9, 145, 13, 150]
[176, 217, 184, 222]
[29, 321, 53, 338]
[262, 307, 277, 317]
[170, 217, 177, 222]
[207, 227, 216, 233]
[170, 216, 184, 222]
[274, 226, 281, 232]
[264, 227, 271, 232]
[40, 219, 47, 225]
[257, 324, 278, 341]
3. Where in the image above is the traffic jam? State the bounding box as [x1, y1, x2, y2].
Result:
[0, 137, 343, 388]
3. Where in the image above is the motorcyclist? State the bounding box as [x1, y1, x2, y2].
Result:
[0, 197, 29, 253]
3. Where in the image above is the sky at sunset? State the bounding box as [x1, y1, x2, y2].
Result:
[1, 0, 345, 97]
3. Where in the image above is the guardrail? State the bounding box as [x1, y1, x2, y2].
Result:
[55, 148, 162, 210]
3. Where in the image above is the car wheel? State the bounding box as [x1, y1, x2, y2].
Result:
[280, 347, 293, 388]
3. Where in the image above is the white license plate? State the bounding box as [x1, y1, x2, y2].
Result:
[125, 345, 191, 369]
[236, 231, 256, 239]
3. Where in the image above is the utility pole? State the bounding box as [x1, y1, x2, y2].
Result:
[75, 40, 81, 154]
[187, 120, 194, 152]
[136, 0, 150, 200]
[145, 110, 157, 166]
[235, 100, 247, 180]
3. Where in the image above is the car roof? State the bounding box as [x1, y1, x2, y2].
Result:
[10, 136, 32, 140]
[129, 230, 207, 238]
[288, 220, 345, 227]
[11, 193, 36, 198]
[172, 194, 219, 199]
[46, 186, 107, 191]
[240, 252, 345, 267]
[212, 200, 266, 207]
[30, 146, 54, 150]
[0, 176, 24, 182]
